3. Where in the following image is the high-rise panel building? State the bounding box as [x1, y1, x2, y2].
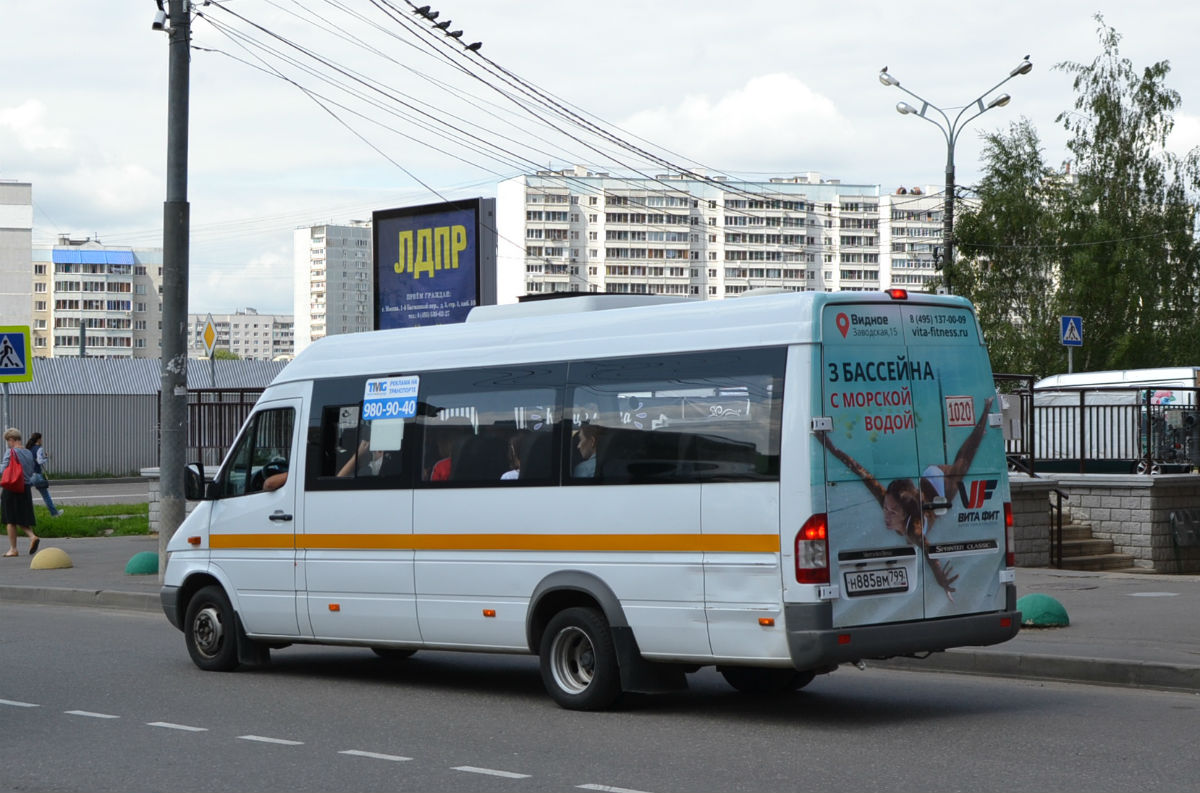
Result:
[0, 180, 34, 329]
[292, 221, 373, 354]
[187, 308, 294, 360]
[30, 236, 163, 358]
[497, 168, 958, 301]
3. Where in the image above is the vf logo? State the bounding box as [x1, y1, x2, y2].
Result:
[957, 479, 998, 510]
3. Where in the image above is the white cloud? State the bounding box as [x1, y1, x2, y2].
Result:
[622, 74, 857, 174]
[1168, 113, 1200, 158]
[0, 100, 73, 153]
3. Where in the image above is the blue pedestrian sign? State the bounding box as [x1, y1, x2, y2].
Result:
[0, 326, 32, 383]
[1060, 316, 1083, 347]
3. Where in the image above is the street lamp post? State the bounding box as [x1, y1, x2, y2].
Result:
[879, 57, 1032, 294]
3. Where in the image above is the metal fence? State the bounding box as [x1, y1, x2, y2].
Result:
[7, 393, 159, 476]
[186, 389, 265, 469]
[1031, 386, 1200, 474]
[995, 373, 1035, 475]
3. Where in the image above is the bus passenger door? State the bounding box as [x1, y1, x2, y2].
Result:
[300, 403, 419, 646]
[208, 400, 301, 637]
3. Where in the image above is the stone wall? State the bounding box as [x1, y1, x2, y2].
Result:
[1009, 476, 1054, 568]
[141, 468, 201, 537]
[1043, 474, 1200, 573]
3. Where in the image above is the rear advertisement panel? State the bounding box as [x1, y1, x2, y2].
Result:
[373, 198, 496, 330]
[819, 301, 1008, 626]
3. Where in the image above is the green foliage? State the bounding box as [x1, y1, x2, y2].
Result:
[957, 15, 1200, 377]
[213, 348, 241, 360]
[956, 120, 1064, 374]
[32, 503, 150, 538]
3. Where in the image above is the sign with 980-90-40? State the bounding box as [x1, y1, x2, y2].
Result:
[361, 375, 419, 421]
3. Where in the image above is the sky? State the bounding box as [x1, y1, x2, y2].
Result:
[2, 1, 1199, 315]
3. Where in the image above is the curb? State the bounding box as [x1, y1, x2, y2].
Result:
[875, 650, 1200, 693]
[0, 585, 159, 612]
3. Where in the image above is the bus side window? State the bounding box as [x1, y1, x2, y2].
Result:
[418, 365, 565, 486]
[307, 375, 412, 489]
[567, 349, 784, 484]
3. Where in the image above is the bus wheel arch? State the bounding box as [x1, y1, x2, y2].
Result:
[527, 572, 688, 700]
[539, 606, 623, 710]
[526, 571, 629, 654]
[184, 584, 240, 671]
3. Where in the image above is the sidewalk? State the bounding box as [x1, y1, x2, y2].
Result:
[2, 535, 1198, 693]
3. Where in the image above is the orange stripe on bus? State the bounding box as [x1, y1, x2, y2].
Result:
[210, 534, 295, 549]
[210, 533, 779, 553]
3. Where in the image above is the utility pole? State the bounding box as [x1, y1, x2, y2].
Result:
[158, 0, 190, 572]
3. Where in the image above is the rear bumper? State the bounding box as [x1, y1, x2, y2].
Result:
[785, 584, 1020, 669]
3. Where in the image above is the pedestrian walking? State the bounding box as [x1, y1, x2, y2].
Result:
[26, 432, 63, 517]
[2, 428, 40, 557]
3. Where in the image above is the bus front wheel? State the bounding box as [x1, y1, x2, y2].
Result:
[539, 607, 622, 710]
[184, 585, 240, 672]
[719, 666, 815, 694]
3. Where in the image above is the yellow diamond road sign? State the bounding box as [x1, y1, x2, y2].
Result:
[202, 314, 217, 357]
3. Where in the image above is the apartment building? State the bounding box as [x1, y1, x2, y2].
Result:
[879, 186, 953, 291]
[497, 168, 962, 301]
[187, 308, 294, 360]
[292, 220, 372, 354]
[30, 236, 163, 358]
[0, 180, 34, 330]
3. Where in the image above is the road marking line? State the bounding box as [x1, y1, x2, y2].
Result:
[578, 785, 655, 793]
[339, 750, 412, 762]
[238, 735, 304, 746]
[1129, 592, 1179, 597]
[65, 710, 119, 719]
[0, 699, 39, 708]
[148, 722, 208, 732]
[453, 766, 531, 779]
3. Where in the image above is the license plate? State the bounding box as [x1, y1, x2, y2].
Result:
[843, 567, 909, 597]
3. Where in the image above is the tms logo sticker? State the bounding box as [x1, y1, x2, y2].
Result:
[957, 479, 998, 510]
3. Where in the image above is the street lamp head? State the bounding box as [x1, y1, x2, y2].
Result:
[879, 70, 900, 87]
[1011, 57, 1033, 77]
[896, 101, 917, 115]
[987, 93, 1012, 109]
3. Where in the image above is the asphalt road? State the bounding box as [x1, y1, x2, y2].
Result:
[3, 602, 1199, 793]
[41, 479, 150, 508]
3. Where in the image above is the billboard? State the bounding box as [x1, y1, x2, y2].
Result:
[373, 198, 497, 330]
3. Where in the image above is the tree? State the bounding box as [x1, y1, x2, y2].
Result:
[1054, 15, 1200, 371]
[956, 15, 1200, 376]
[213, 348, 241, 360]
[955, 120, 1064, 375]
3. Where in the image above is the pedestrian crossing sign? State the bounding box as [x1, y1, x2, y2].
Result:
[0, 326, 32, 383]
[1060, 315, 1083, 347]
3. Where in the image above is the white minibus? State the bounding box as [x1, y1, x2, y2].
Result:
[161, 290, 1019, 709]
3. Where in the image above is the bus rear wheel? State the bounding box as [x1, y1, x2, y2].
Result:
[184, 585, 240, 672]
[719, 666, 815, 695]
[539, 607, 622, 710]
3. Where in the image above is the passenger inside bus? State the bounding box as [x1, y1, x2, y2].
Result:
[572, 424, 604, 478]
[502, 431, 530, 480]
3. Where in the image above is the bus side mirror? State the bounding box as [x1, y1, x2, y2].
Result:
[184, 463, 211, 500]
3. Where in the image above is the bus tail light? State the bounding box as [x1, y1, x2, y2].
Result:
[1004, 501, 1015, 567]
[795, 513, 829, 584]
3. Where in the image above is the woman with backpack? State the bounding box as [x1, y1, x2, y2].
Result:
[2, 428, 40, 557]
[27, 432, 62, 517]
